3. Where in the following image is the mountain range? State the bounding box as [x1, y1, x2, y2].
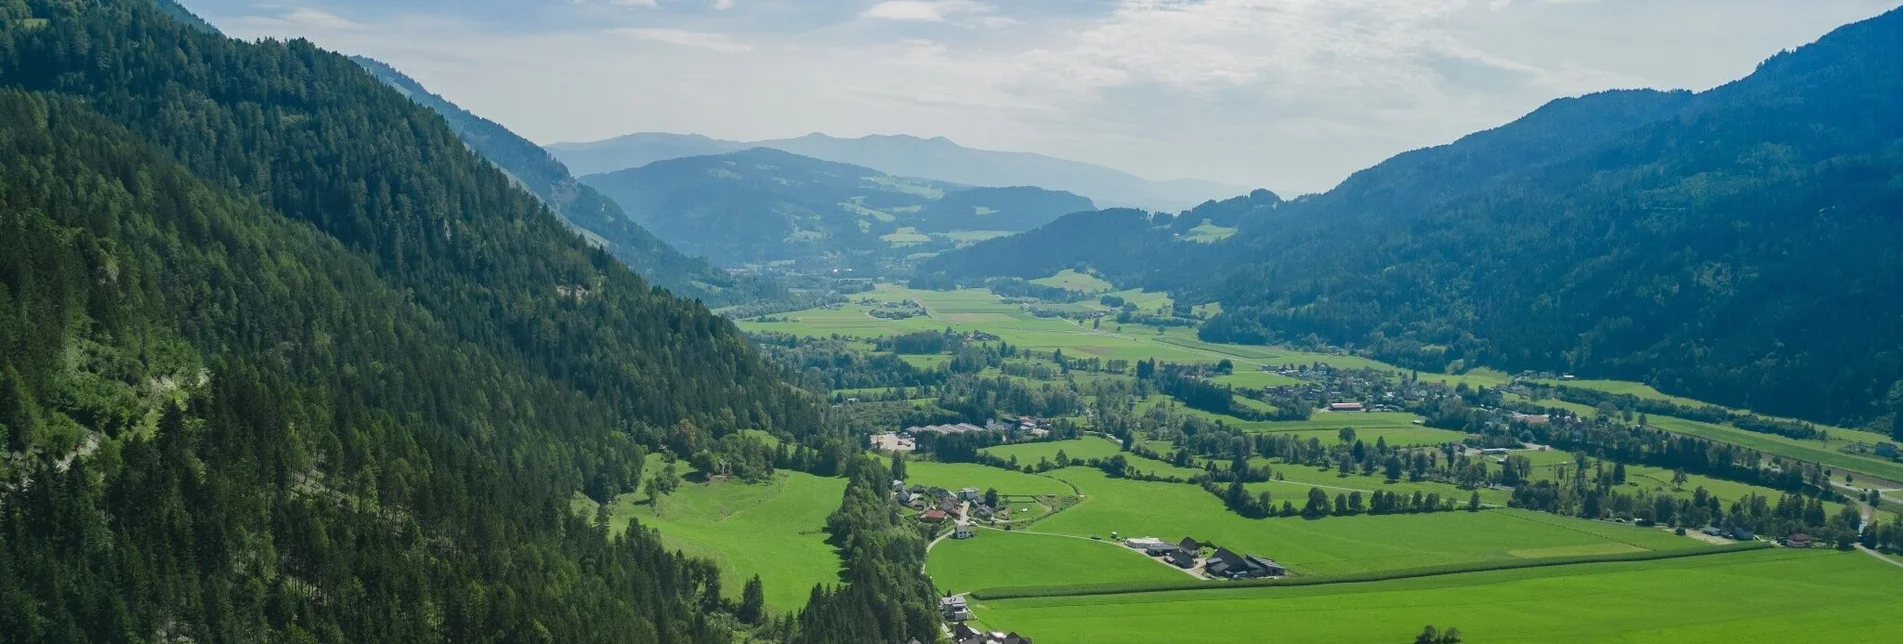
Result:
[548, 131, 1249, 212]
[927, 6, 1903, 428]
[351, 56, 777, 305]
[579, 148, 1093, 272]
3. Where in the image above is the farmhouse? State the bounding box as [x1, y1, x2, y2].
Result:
[1783, 533, 1814, 548]
[1327, 402, 1366, 412]
[1165, 549, 1196, 569]
[1204, 548, 1284, 579]
[1178, 537, 1200, 553]
[941, 595, 972, 621]
[1245, 555, 1287, 577]
[959, 487, 983, 501]
[920, 509, 949, 523]
[953, 525, 974, 539]
[950, 624, 1033, 644]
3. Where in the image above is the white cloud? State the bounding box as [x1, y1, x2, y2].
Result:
[612, 27, 754, 54]
[205, 0, 1899, 194]
[861, 0, 991, 22]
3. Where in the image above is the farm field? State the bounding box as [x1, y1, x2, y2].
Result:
[1643, 415, 1903, 485]
[905, 460, 1078, 497]
[1250, 463, 1513, 506]
[1032, 269, 1114, 292]
[1034, 469, 1703, 577]
[983, 437, 1124, 464]
[1524, 452, 1860, 516]
[576, 470, 846, 612]
[969, 549, 1903, 644]
[927, 528, 1184, 593]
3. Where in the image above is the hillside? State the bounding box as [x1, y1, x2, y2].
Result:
[920, 189, 1284, 285]
[351, 57, 778, 305]
[928, 7, 1903, 428]
[0, 0, 818, 640]
[550, 132, 1245, 211]
[580, 147, 1093, 271]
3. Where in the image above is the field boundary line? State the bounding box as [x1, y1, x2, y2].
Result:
[967, 541, 1772, 600]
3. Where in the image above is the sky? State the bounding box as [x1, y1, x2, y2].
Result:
[191, 0, 1898, 194]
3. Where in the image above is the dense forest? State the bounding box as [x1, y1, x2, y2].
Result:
[928, 8, 1903, 428]
[0, 0, 838, 640]
[350, 56, 780, 306]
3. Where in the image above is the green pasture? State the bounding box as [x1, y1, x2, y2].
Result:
[1035, 469, 1700, 577]
[1032, 269, 1114, 292]
[927, 529, 1184, 593]
[983, 437, 1124, 464]
[575, 470, 846, 612]
[1250, 463, 1512, 507]
[970, 549, 1903, 644]
[905, 460, 1078, 497]
[1182, 222, 1237, 243]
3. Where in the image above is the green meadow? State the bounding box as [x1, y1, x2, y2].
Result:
[575, 470, 846, 612]
[970, 549, 1903, 644]
[1250, 462, 1514, 507]
[983, 437, 1125, 463]
[1032, 269, 1114, 292]
[1034, 469, 1701, 577]
[927, 528, 1185, 593]
[904, 460, 1078, 497]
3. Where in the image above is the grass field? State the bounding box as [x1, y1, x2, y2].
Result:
[905, 460, 1078, 497]
[1250, 462, 1514, 506]
[983, 437, 1124, 464]
[1182, 222, 1238, 243]
[969, 549, 1903, 644]
[927, 529, 1185, 593]
[1032, 269, 1114, 293]
[1035, 469, 1701, 577]
[575, 470, 846, 612]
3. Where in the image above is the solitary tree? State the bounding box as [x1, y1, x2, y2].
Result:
[984, 488, 1000, 509]
[646, 461, 681, 514]
[1467, 491, 1482, 512]
[738, 575, 766, 624]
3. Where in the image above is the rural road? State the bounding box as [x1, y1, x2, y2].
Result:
[1829, 481, 1903, 570]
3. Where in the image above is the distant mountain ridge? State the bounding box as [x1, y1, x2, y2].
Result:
[579, 147, 1094, 272]
[549, 132, 1249, 212]
[352, 57, 778, 305]
[926, 6, 1903, 428]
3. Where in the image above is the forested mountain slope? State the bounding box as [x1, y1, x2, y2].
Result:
[550, 131, 1245, 211]
[919, 189, 1283, 284]
[0, 0, 819, 640]
[581, 147, 1093, 270]
[352, 57, 777, 306]
[929, 7, 1903, 427]
[1199, 7, 1903, 426]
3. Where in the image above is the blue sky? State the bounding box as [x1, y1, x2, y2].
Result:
[188, 0, 1898, 194]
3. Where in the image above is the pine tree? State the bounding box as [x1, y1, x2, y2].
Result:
[739, 576, 766, 625]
